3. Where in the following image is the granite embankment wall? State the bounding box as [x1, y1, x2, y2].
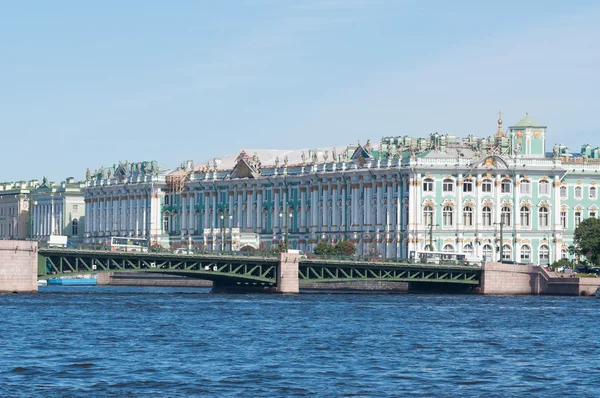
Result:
[481, 262, 600, 296]
[0, 241, 38, 293]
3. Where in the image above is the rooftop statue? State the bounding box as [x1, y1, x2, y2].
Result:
[553, 144, 559, 159]
[301, 151, 306, 164]
[283, 155, 288, 166]
[332, 147, 338, 162]
[312, 148, 318, 164]
[107, 169, 112, 178]
[42, 176, 48, 185]
[323, 151, 328, 162]
[85, 168, 91, 181]
[274, 156, 280, 167]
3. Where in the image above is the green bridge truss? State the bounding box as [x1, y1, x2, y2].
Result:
[38, 249, 481, 288]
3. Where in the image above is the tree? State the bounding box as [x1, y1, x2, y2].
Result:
[314, 240, 334, 255]
[573, 217, 600, 265]
[333, 240, 356, 256]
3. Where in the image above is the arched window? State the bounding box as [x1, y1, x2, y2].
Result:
[443, 179, 454, 193]
[163, 216, 170, 232]
[442, 206, 453, 226]
[539, 180, 550, 195]
[575, 210, 582, 227]
[560, 186, 567, 199]
[482, 244, 493, 261]
[443, 244, 454, 252]
[561, 248, 568, 259]
[463, 243, 474, 255]
[591, 186, 597, 199]
[575, 186, 582, 199]
[423, 178, 434, 192]
[539, 207, 549, 228]
[424, 244, 434, 251]
[463, 206, 473, 227]
[164, 195, 170, 205]
[520, 206, 531, 227]
[520, 180, 531, 195]
[482, 206, 492, 226]
[423, 206, 433, 226]
[502, 244, 512, 261]
[501, 179, 512, 193]
[501, 206, 512, 227]
[403, 205, 409, 225]
[520, 245, 531, 262]
[539, 244, 550, 264]
[71, 219, 78, 236]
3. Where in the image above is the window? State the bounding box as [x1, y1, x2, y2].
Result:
[501, 179, 512, 194]
[72, 219, 78, 235]
[423, 178, 434, 193]
[560, 186, 567, 199]
[539, 180, 550, 196]
[463, 179, 473, 193]
[521, 245, 531, 262]
[463, 206, 473, 227]
[442, 179, 454, 193]
[482, 244, 493, 261]
[520, 180, 531, 195]
[502, 244, 512, 261]
[164, 195, 170, 205]
[463, 244, 474, 255]
[482, 206, 492, 226]
[404, 206, 409, 224]
[423, 206, 433, 226]
[539, 207, 549, 228]
[590, 211, 597, 219]
[560, 211, 567, 229]
[501, 206, 512, 227]
[539, 244, 550, 264]
[163, 216, 170, 232]
[575, 211, 582, 227]
[591, 187, 598, 199]
[561, 249, 568, 259]
[575, 186, 582, 199]
[443, 206, 453, 226]
[443, 244, 454, 252]
[520, 206, 531, 227]
[482, 179, 493, 193]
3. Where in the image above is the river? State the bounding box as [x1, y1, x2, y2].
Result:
[0, 286, 598, 397]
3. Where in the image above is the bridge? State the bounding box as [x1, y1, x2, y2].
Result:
[35, 248, 481, 293]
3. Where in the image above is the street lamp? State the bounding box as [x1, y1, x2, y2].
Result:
[29, 199, 37, 241]
[220, 211, 232, 251]
[494, 221, 505, 263]
[428, 223, 439, 251]
[279, 210, 293, 251]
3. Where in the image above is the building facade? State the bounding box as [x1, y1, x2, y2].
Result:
[0, 181, 37, 240]
[31, 177, 86, 243]
[81, 114, 600, 265]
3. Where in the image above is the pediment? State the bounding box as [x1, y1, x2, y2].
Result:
[231, 158, 259, 179]
[474, 155, 509, 170]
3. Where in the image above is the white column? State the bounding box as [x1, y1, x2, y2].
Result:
[300, 187, 307, 229]
[321, 183, 328, 230]
[255, 190, 262, 231]
[331, 184, 338, 228]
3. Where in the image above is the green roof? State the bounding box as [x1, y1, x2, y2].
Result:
[511, 114, 545, 128]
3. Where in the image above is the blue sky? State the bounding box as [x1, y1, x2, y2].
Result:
[1, 0, 599, 182]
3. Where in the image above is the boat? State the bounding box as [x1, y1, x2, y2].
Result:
[37, 280, 48, 286]
[47, 275, 97, 286]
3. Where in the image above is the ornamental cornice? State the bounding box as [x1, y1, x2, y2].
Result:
[577, 180, 582, 185]
[592, 182, 597, 186]
[538, 200, 551, 207]
[501, 200, 513, 207]
[422, 199, 436, 207]
[561, 204, 569, 211]
[442, 199, 455, 208]
[519, 200, 532, 208]
[482, 199, 494, 207]
[540, 175, 550, 181]
[463, 199, 475, 207]
[445, 238, 454, 243]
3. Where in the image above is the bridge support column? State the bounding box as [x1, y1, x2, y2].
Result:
[0, 241, 38, 293]
[277, 253, 299, 294]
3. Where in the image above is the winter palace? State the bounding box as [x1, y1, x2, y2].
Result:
[2, 113, 597, 265]
[66, 113, 596, 265]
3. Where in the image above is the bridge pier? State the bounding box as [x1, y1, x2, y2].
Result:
[277, 252, 299, 294]
[0, 241, 38, 293]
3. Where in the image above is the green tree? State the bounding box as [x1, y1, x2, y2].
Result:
[550, 258, 572, 271]
[333, 240, 356, 256]
[573, 217, 600, 265]
[314, 240, 334, 255]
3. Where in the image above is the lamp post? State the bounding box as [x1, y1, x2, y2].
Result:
[29, 199, 37, 241]
[220, 211, 232, 251]
[494, 221, 504, 263]
[279, 209, 292, 252]
[428, 223, 439, 251]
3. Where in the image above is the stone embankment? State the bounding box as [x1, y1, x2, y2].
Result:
[0, 241, 38, 293]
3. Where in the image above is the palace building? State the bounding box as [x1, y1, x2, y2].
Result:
[81, 114, 600, 265]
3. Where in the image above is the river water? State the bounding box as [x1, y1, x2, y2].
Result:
[1, 286, 598, 397]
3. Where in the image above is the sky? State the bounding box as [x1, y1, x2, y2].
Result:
[1, 0, 599, 182]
